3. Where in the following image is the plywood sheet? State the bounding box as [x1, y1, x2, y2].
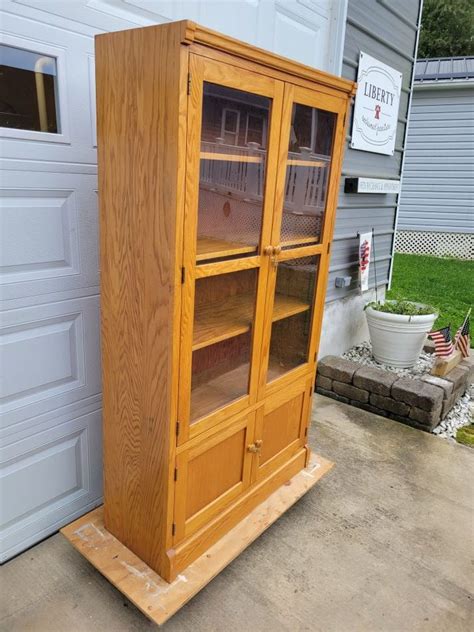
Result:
[61, 453, 334, 626]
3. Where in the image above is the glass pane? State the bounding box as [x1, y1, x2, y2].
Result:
[197, 82, 271, 263]
[281, 104, 336, 248]
[0, 44, 59, 133]
[191, 268, 258, 421]
[267, 255, 320, 382]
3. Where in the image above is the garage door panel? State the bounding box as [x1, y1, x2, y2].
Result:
[0, 406, 102, 562]
[0, 16, 97, 165]
[10, 0, 149, 33]
[0, 172, 99, 301]
[273, 1, 330, 70]
[0, 295, 101, 431]
[1, 189, 80, 283]
[0, 0, 339, 562]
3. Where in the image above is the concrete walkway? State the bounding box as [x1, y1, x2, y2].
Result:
[2, 395, 473, 632]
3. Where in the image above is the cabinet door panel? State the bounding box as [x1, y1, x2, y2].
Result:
[197, 82, 271, 262]
[178, 55, 284, 444]
[190, 268, 257, 422]
[265, 252, 321, 384]
[174, 412, 255, 541]
[187, 54, 282, 267]
[259, 84, 347, 395]
[253, 376, 312, 482]
[271, 86, 346, 250]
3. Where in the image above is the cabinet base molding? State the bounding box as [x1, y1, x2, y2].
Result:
[61, 453, 333, 626]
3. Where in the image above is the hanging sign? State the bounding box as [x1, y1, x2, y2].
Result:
[351, 52, 402, 156]
[359, 231, 372, 291]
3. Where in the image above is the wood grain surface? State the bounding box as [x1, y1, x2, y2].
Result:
[96, 22, 186, 579]
[61, 453, 334, 626]
[94, 19, 353, 586]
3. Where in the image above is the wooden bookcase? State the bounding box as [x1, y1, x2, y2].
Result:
[96, 20, 355, 583]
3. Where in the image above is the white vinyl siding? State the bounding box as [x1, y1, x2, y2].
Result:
[398, 85, 474, 234]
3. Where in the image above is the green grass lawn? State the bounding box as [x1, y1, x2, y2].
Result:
[387, 254, 474, 344]
[456, 425, 474, 447]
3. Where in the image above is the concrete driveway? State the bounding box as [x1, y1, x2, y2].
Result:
[1, 394, 473, 632]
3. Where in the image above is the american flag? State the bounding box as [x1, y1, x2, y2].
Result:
[429, 325, 454, 358]
[359, 239, 370, 272]
[454, 316, 470, 358]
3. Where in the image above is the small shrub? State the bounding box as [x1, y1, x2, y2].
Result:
[365, 300, 437, 316]
[456, 425, 474, 447]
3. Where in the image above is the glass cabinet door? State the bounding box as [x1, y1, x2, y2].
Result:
[190, 268, 258, 422]
[265, 253, 321, 382]
[197, 83, 271, 263]
[280, 102, 336, 249]
[260, 85, 346, 392]
[178, 55, 284, 443]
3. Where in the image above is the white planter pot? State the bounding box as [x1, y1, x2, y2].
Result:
[365, 304, 438, 368]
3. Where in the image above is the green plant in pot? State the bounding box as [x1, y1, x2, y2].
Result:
[365, 300, 438, 368]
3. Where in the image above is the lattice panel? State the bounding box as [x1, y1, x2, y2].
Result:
[198, 188, 324, 247]
[395, 231, 474, 260]
[198, 188, 262, 245]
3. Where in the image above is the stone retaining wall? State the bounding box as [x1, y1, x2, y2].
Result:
[316, 355, 474, 432]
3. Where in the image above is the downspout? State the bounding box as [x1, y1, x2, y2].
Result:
[334, 0, 349, 76]
[388, 0, 424, 289]
[34, 57, 51, 132]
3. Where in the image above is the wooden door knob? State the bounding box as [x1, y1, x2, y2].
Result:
[273, 245, 282, 255]
[263, 245, 274, 256]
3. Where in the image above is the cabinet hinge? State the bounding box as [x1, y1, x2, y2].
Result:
[172, 523, 176, 536]
[343, 111, 347, 127]
[181, 267, 185, 284]
[174, 467, 178, 482]
[310, 385, 313, 396]
[327, 242, 331, 254]
[314, 351, 318, 362]
[187, 73, 191, 95]
[176, 421, 180, 437]
[304, 426, 308, 437]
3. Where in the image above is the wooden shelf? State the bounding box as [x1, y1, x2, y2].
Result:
[193, 294, 251, 351]
[197, 236, 319, 260]
[287, 158, 328, 167]
[193, 292, 310, 351]
[201, 151, 263, 163]
[191, 362, 250, 421]
[191, 354, 305, 421]
[272, 294, 310, 322]
[266, 356, 303, 382]
[197, 236, 256, 261]
[280, 235, 319, 248]
[200, 154, 328, 167]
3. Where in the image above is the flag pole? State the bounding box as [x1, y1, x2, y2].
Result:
[455, 307, 472, 346]
[371, 227, 378, 303]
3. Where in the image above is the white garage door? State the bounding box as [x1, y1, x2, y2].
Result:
[0, 0, 346, 561]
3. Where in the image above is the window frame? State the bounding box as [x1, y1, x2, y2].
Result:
[0, 33, 70, 144]
[221, 107, 240, 145]
[244, 112, 267, 147]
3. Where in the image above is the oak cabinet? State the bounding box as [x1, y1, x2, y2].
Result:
[96, 20, 354, 582]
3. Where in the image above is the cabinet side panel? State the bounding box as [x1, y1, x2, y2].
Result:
[96, 25, 183, 574]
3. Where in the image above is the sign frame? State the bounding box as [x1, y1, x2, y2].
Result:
[351, 52, 402, 156]
[344, 177, 401, 194]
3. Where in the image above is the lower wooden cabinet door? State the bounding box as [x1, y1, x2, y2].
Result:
[253, 375, 312, 482]
[173, 412, 256, 541]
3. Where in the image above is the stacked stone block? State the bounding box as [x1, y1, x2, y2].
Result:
[316, 355, 474, 432]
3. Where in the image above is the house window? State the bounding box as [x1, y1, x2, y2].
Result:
[245, 113, 266, 147]
[0, 44, 59, 133]
[221, 108, 240, 144]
